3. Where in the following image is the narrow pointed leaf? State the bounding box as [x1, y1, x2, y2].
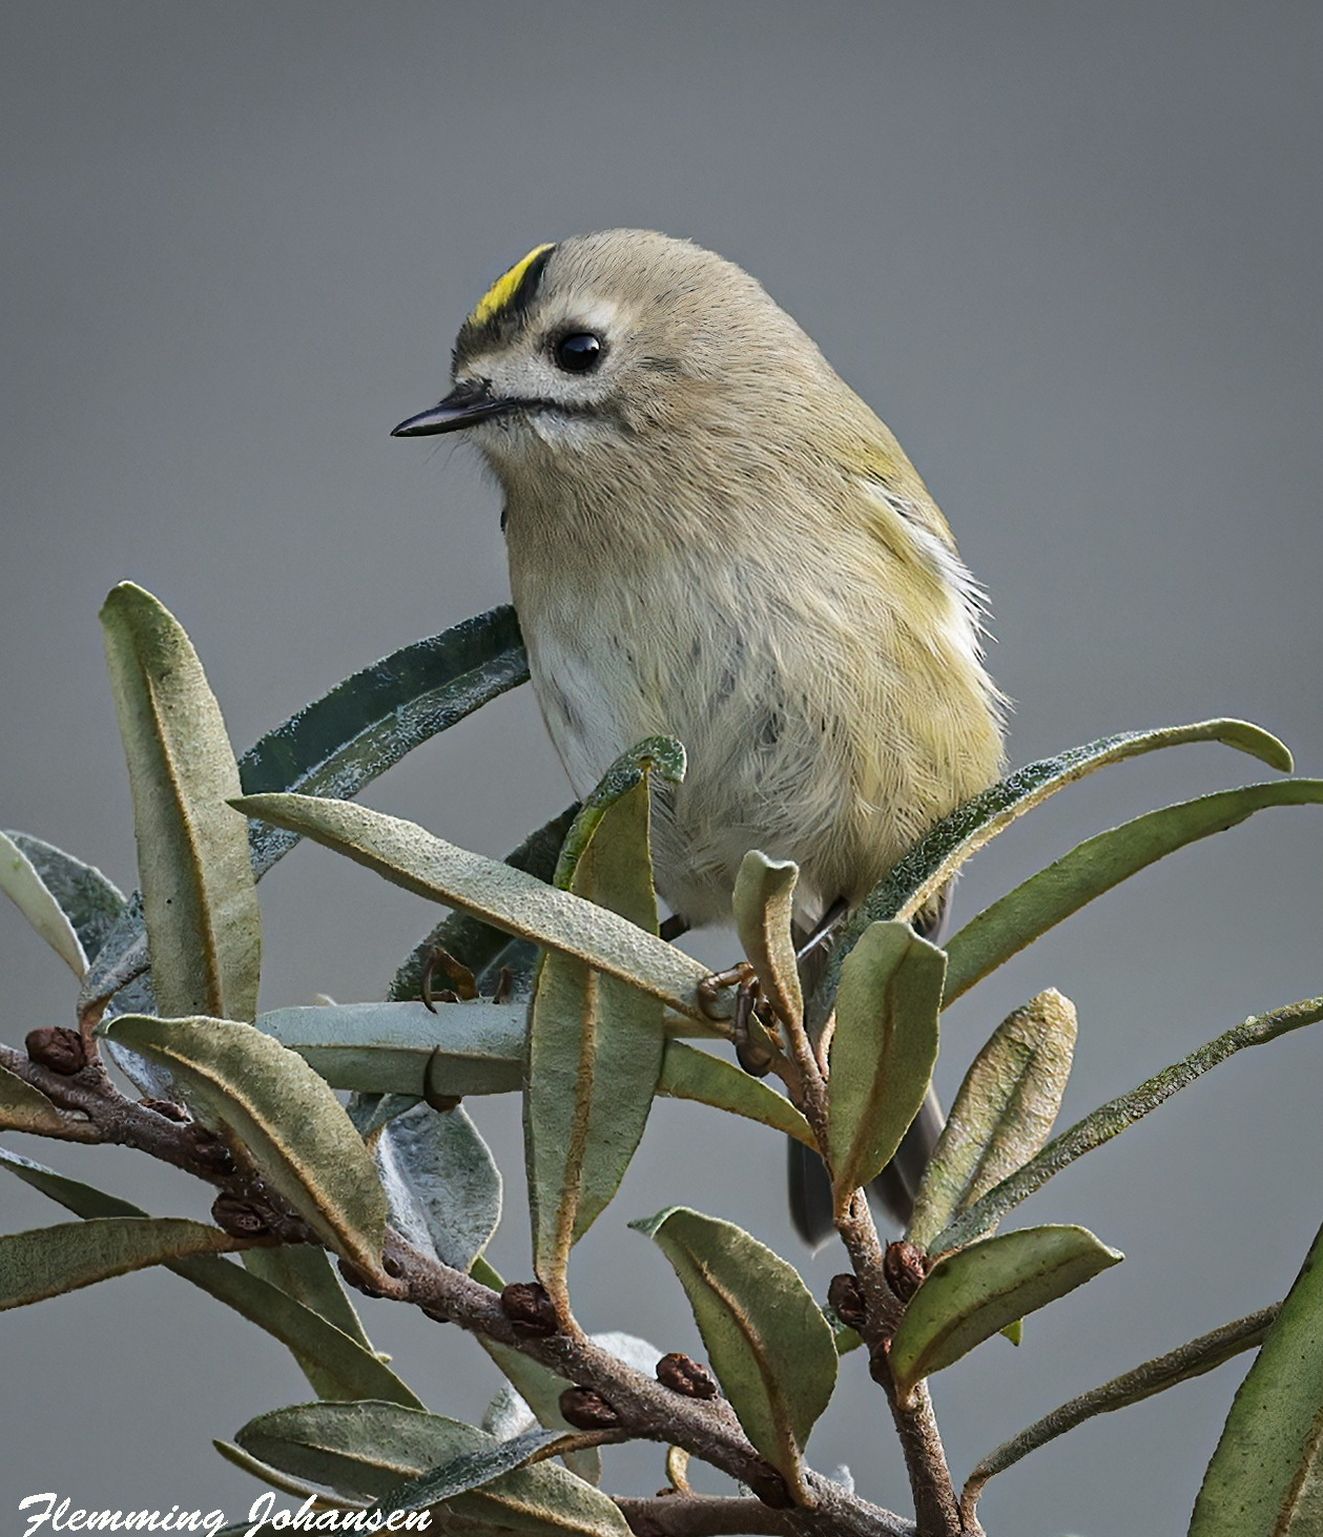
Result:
[375, 1102, 501, 1272]
[256, 1002, 809, 1146]
[0, 1216, 243, 1309]
[732, 852, 803, 1024]
[908, 990, 1077, 1250]
[937, 995, 1323, 1253]
[232, 793, 727, 1021]
[235, 1401, 631, 1535]
[240, 1244, 376, 1355]
[262, 1000, 529, 1097]
[0, 1147, 417, 1405]
[239, 604, 528, 873]
[1190, 1222, 1323, 1535]
[0, 1065, 77, 1136]
[99, 582, 261, 1020]
[811, 718, 1292, 1028]
[632, 1205, 837, 1485]
[527, 742, 678, 1307]
[0, 830, 89, 974]
[945, 780, 1323, 1006]
[889, 1225, 1123, 1399]
[368, 1429, 561, 1518]
[213, 1440, 365, 1508]
[826, 921, 945, 1212]
[98, 1013, 386, 1272]
[659, 1042, 814, 1147]
[3, 831, 126, 968]
[962, 1304, 1277, 1516]
[82, 605, 528, 1010]
[347, 1092, 420, 1137]
[391, 805, 575, 1000]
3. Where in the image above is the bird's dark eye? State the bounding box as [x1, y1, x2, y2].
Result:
[553, 331, 603, 373]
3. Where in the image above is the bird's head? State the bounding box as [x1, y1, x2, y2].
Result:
[392, 229, 835, 485]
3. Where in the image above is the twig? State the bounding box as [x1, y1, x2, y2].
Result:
[765, 1014, 962, 1537]
[959, 1303, 1279, 1524]
[614, 1493, 806, 1536]
[0, 1037, 913, 1537]
[834, 1195, 961, 1537]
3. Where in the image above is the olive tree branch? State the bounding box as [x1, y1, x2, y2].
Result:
[0, 1036, 914, 1537]
[763, 1007, 963, 1537]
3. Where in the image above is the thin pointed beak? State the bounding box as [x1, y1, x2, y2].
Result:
[390, 381, 515, 437]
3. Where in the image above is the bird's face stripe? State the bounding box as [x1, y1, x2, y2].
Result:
[468, 243, 556, 328]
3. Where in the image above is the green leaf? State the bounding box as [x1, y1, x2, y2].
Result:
[213, 1439, 365, 1508]
[888, 1224, 1123, 1399]
[240, 1244, 376, 1355]
[961, 1304, 1277, 1518]
[526, 743, 677, 1310]
[235, 1401, 631, 1535]
[98, 1013, 387, 1273]
[1190, 1223, 1323, 1535]
[810, 718, 1292, 1029]
[0, 1065, 75, 1136]
[0, 830, 93, 975]
[632, 1205, 837, 1488]
[375, 1102, 501, 1272]
[262, 1000, 530, 1096]
[732, 852, 803, 1024]
[658, 1042, 814, 1147]
[390, 805, 576, 1000]
[2, 831, 126, 968]
[826, 921, 945, 1213]
[944, 780, 1323, 1006]
[0, 1146, 420, 1407]
[908, 990, 1077, 1250]
[239, 604, 528, 874]
[257, 1001, 811, 1145]
[232, 793, 728, 1022]
[82, 605, 528, 1014]
[936, 995, 1323, 1253]
[347, 1092, 421, 1138]
[550, 737, 685, 885]
[369, 1428, 562, 1517]
[0, 1216, 243, 1309]
[99, 582, 261, 1020]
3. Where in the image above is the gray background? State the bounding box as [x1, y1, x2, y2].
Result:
[2, 3, 1319, 1532]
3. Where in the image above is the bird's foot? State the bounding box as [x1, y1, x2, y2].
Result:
[698, 961, 778, 1078]
[420, 944, 478, 1012]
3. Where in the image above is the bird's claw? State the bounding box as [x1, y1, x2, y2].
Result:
[698, 962, 777, 1077]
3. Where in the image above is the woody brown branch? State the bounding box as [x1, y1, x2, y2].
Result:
[761, 1016, 963, 1537]
[0, 1037, 913, 1537]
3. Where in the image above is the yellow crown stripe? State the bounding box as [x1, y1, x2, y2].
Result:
[468, 243, 555, 327]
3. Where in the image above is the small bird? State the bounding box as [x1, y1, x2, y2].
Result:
[393, 230, 1006, 1242]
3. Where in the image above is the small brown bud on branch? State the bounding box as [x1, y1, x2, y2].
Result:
[26, 1026, 86, 1076]
[500, 1280, 559, 1336]
[828, 1272, 867, 1330]
[883, 1241, 930, 1304]
[656, 1352, 718, 1399]
[211, 1194, 274, 1239]
[558, 1386, 621, 1429]
[188, 1126, 236, 1175]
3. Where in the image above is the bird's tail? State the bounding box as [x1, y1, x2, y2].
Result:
[786, 892, 949, 1248]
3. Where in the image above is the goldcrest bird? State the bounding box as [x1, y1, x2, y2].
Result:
[392, 230, 1006, 1242]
